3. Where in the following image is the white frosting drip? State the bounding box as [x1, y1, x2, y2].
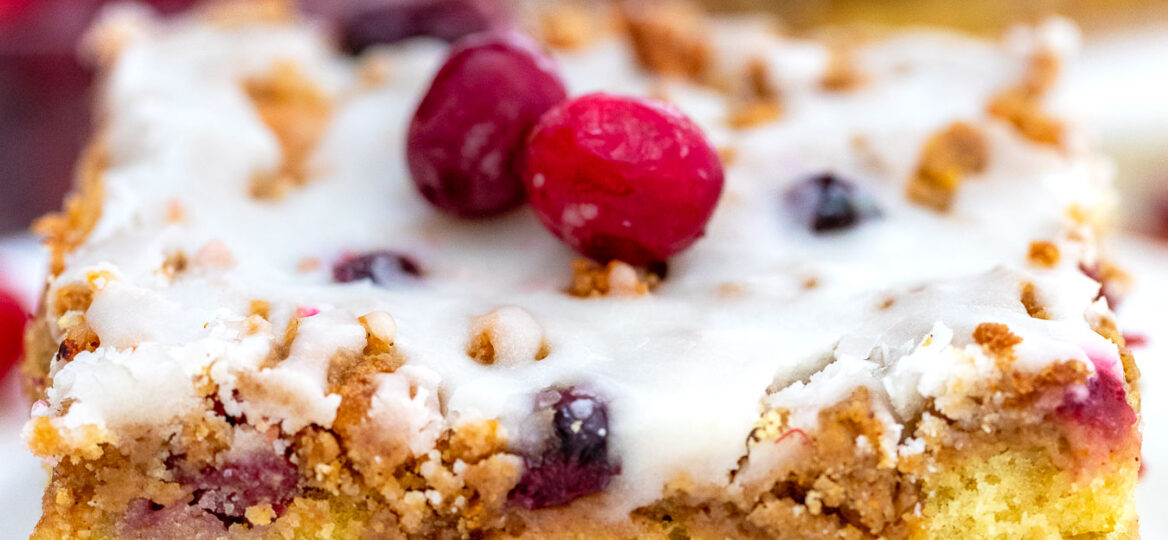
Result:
[31, 9, 1122, 516]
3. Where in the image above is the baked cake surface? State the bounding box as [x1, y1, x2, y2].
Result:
[24, 3, 1140, 539]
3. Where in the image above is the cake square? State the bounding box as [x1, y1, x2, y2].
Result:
[24, 2, 1140, 538]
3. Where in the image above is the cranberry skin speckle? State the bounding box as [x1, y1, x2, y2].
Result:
[333, 251, 422, 285]
[522, 93, 724, 265]
[785, 173, 880, 233]
[510, 389, 619, 509]
[332, 0, 510, 53]
[407, 31, 567, 218]
[0, 288, 27, 378]
[1056, 370, 1136, 444]
[186, 453, 299, 523]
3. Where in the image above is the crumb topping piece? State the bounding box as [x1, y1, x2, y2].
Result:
[244, 61, 332, 200]
[1027, 240, 1060, 268]
[466, 306, 548, 366]
[1020, 282, 1050, 319]
[972, 322, 1023, 365]
[987, 50, 1064, 146]
[906, 122, 989, 211]
[620, 1, 710, 81]
[567, 259, 664, 298]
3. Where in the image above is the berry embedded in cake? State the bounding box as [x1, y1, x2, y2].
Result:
[23, 2, 1140, 539]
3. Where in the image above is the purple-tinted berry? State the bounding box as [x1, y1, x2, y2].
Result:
[552, 391, 609, 464]
[509, 388, 619, 509]
[785, 173, 880, 233]
[330, 0, 511, 53]
[407, 31, 567, 218]
[189, 453, 299, 523]
[509, 457, 617, 510]
[332, 251, 422, 285]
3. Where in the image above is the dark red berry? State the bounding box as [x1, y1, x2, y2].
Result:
[0, 287, 27, 378]
[328, 0, 511, 53]
[332, 251, 422, 285]
[407, 31, 567, 218]
[1056, 369, 1136, 444]
[785, 173, 880, 233]
[522, 93, 724, 266]
[509, 388, 619, 509]
[186, 453, 299, 523]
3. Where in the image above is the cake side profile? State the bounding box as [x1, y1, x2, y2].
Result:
[23, 3, 1140, 539]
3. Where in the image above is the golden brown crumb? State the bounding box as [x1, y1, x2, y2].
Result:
[972, 322, 1023, 367]
[56, 325, 101, 363]
[245, 61, 332, 199]
[621, 1, 710, 80]
[820, 50, 865, 91]
[987, 50, 1064, 146]
[728, 100, 783, 129]
[297, 256, 321, 272]
[907, 122, 988, 211]
[249, 299, 271, 320]
[718, 146, 739, 165]
[200, 0, 294, 27]
[356, 56, 391, 88]
[1027, 241, 1060, 268]
[261, 317, 300, 367]
[359, 311, 396, 355]
[165, 198, 186, 223]
[1020, 282, 1050, 320]
[447, 419, 507, 463]
[160, 251, 188, 280]
[52, 283, 94, 318]
[567, 259, 662, 297]
[747, 57, 779, 102]
[245, 503, 277, 526]
[540, 3, 596, 50]
[466, 330, 496, 364]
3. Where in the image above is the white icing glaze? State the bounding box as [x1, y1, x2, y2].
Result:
[29, 8, 1123, 517]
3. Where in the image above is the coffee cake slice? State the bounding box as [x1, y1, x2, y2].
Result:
[24, 4, 1139, 539]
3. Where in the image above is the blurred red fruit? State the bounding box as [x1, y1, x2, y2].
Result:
[0, 287, 27, 378]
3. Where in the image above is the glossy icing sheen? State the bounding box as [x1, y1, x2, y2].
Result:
[32, 8, 1122, 516]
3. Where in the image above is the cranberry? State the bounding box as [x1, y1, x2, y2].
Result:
[186, 453, 299, 523]
[522, 93, 724, 266]
[1056, 370, 1136, 444]
[552, 391, 609, 464]
[332, 250, 422, 285]
[0, 288, 27, 378]
[785, 173, 880, 233]
[407, 31, 567, 218]
[509, 389, 619, 509]
[328, 0, 511, 53]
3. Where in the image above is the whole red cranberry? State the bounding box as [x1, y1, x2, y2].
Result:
[407, 31, 567, 218]
[0, 288, 27, 378]
[522, 93, 724, 266]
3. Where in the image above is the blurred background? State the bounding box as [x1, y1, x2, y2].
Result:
[0, 0, 1165, 537]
